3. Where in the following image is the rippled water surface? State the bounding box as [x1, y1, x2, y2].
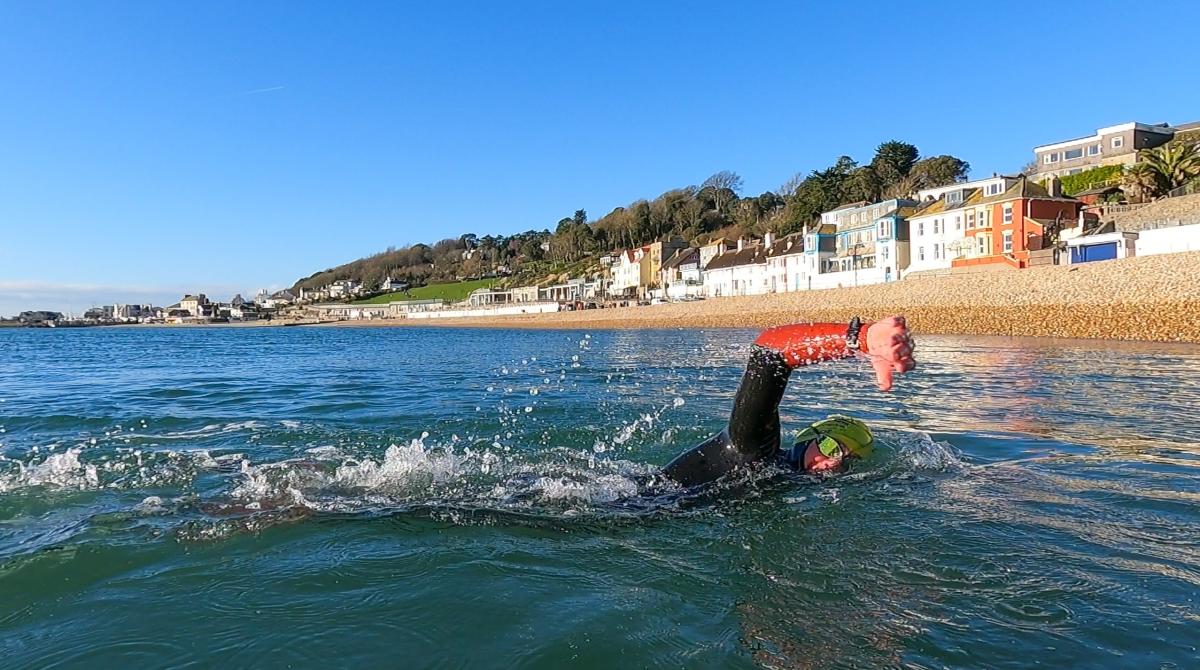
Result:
[1, 326, 1198, 669]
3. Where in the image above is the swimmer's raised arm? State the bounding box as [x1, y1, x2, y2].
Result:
[661, 316, 914, 488]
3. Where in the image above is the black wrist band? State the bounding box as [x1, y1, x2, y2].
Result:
[846, 316, 864, 350]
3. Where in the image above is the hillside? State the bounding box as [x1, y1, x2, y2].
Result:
[291, 141, 971, 295]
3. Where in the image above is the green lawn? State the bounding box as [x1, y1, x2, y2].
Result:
[353, 278, 497, 304]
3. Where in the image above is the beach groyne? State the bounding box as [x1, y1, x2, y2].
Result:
[329, 251, 1200, 343]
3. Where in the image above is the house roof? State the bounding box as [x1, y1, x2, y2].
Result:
[766, 233, 805, 257]
[1073, 185, 1122, 197]
[705, 244, 767, 270]
[979, 176, 1077, 205]
[911, 187, 984, 218]
[828, 201, 867, 213]
[662, 247, 699, 270]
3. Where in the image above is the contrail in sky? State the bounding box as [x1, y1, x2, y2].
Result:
[239, 85, 286, 96]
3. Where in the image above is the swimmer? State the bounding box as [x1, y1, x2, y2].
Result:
[662, 316, 915, 487]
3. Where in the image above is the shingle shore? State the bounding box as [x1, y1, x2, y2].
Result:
[329, 251, 1200, 343]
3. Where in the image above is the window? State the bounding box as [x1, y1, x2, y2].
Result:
[1044, 152, 1059, 164]
[1003, 204, 1013, 224]
[1088, 144, 1101, 156]
[934, 219, 940, 234]
[1111, 136, 1124, 149]
[1003, 231, 1013, 253]
[878, 221, 888, 238]
[933, 244, 941, 260]
[881, 246, 889, 260]
[977, 235, 987, 254]
[967, 211, 975, 228]
[955, 215, 962, 230]
[1064, 148, 1083, 160]
[1069, 168, 1083, 175]
[918, 246, 925, 261]
[946, 190, 962, 204]
[918, 222, 924, 236]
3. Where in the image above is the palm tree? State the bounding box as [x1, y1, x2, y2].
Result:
[1139, 142, 1200, 194]
[1122, 162, 1163, 202]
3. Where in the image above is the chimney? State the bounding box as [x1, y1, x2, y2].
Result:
[1048, 176, 1063, 198]
[764, 231, 774, 248]
[737, 237, 744, 252]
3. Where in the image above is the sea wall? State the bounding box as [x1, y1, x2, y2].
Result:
[405, 302, 561, 319]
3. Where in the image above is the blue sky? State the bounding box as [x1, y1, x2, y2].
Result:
[2, 1, 1198, 315]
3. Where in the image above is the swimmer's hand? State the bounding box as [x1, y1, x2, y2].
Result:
[863, 316, 916, 391]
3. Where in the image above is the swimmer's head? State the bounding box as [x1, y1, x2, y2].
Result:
[788, 415, 873, 472]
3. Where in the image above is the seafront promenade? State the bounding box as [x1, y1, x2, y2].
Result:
[328, 250, 1200, 343]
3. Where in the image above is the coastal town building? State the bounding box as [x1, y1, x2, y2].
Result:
[380, 276, 409, 292]
[511, 286, 540, 303]
[540, 278, 599, 304]
[703, 240, 768, 297]
[179, 294, 209, 317]
[1032, 121, 1176, 180]
[699, 238, 738, 271]
[661, 247, 703, 300]
[810, 199, 916, 289]
[948, 176, 1082, 269]
[764, 233, 805, 293]
[1066, 231, 1139, 264]
[468, 288, 513, 306]
[608, 247, 647, 297]
[799, 224, 838, 291]
[906, 175, 1028, 275]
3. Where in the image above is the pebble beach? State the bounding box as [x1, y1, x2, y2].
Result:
[330, 251, 1200, 343]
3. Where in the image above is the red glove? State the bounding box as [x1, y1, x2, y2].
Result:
[753, 316, 916, 391]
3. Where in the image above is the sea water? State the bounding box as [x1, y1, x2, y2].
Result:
[0, 326, 1197, 668]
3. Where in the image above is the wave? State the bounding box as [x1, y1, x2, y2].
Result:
[0, 427, 965, 544]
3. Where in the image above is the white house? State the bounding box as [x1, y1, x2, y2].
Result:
[380, 276, 408, 292]
[704, 240, 768, 297]
[608, 247, 647, 297]
[764, 232, 805, 293]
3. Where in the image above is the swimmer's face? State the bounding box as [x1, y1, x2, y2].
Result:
[800, 439, 848, 473]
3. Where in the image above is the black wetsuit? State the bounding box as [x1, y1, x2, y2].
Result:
[662, 346, 791, 487]
[661, 321, 859, 488]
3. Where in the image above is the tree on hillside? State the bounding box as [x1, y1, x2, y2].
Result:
[701, 171, 743, 217]
[909, 156, 970, 190]
[870, 141, 920, 185]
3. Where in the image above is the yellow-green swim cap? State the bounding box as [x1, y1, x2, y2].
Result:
[808, 415, 874, 459]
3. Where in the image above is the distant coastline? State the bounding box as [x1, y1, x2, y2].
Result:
[317, 251, 1200, 344]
